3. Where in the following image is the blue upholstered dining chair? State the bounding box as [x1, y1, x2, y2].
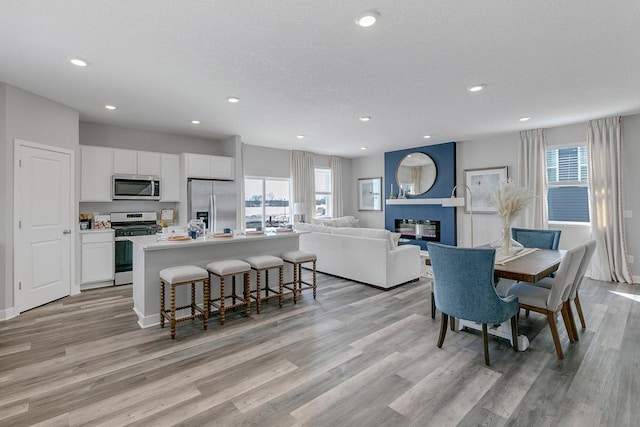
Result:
[511, 227, 561, 250]
[427, 242, 520, 366]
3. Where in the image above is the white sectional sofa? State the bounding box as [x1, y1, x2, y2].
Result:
[295, 222, 421, 289]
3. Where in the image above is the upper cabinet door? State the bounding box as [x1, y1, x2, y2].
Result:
[113, 149, 161, 176]
[211, 155, 234, 180]
[112, 149, 137, 175]
[160, 153, 180, 202]
[81, 146, 113, 202]
[185, 153, 212, 178]
[184, 153, 234, 180]
[137, 151, 161, 176]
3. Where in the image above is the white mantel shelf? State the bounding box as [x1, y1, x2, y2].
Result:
[386, 198, 443, 205]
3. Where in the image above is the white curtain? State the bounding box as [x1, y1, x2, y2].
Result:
[587, 116, 633, 283]
[518, 128, 548, 229]
[331, 155, 344, 217]
[291, 150, 315, 222]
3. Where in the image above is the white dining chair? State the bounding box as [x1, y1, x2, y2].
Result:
[507, 244, 586, 359]
[528, 240, 596, 340]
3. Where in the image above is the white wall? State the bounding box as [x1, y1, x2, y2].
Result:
[80, 121, 232, 155]
[244, 144, 290, 178]
[350, 154, 385, 228]
[0, 83, 79, 314]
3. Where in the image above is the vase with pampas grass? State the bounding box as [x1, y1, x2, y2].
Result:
[490, 180, 535, 255]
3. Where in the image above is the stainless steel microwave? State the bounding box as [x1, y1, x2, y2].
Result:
[112, 175, 161, 200]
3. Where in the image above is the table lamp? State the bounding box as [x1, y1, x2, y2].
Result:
[294, 202, 307, 223]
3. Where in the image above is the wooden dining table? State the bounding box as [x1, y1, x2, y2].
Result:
[493, 248, 565, 282]
[423, 246, 565, 351]
[423, 247, 565, 282]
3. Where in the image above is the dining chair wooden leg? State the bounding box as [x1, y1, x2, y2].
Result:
[547, 310, 564, 359]
[574, 293, 586, 329]
[565, 301, 579, 342]
[431, 290, 436, 319]
[437, 313, 448, 348]
[510, 316, 519, 351]
[482, 324, 490, 366]
[561, 303, 575, 343]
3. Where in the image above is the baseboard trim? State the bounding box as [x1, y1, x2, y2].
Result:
[134, 307, 160, 329]
[0, 306, 18, 321]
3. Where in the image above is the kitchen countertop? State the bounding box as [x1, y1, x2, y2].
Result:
[128, 230, 305, 251]
[130, 229, 304, 328]
[79, 228, 114, 234]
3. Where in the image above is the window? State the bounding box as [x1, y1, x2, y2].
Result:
[244, 178, 291, 229]
[315, 168, 332, 218]
[546, 145, 590, 222]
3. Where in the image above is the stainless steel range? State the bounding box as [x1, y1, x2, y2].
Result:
[111, 212, 161, 285]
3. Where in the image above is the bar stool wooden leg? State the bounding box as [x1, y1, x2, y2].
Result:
[279, 266, 284, 308]
[312, 260, 317, 299]
[292, 263, 299, 304]
[191, 282, 196, 319]
[170, 283, 177, 339]
[203, 278, 210, 330]
[160, 280, 165, 328]
[256, 270, 262, 314]
[244, 272, 251, 316]
[220, 276, 227, 325]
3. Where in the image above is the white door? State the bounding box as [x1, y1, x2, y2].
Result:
[15, 141, 73, 313]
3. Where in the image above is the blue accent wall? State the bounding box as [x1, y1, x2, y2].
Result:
[384, 142, 457, 249]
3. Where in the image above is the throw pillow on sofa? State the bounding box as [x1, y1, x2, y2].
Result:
[310, 216, 360, 228]
[333, 216, 360, 228]
[330, 227, 399, 251]
[294, 223, 334, 233]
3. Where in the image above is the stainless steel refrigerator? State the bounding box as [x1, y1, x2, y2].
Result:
[187, 178, 237, 233]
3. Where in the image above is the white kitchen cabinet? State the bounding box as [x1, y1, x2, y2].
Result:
[160, 153, 180, 201]
[81, 145, 113, 202]
[113, 149, 161, 176]
[211, 155, 234, 180]
[137, 151, 162, 176]
[81, 230, 114, 288]
[183, 153, 234, 180]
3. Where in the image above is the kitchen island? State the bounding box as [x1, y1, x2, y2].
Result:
[129, 231, 302, 328]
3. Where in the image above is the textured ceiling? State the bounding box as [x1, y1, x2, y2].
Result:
[1, 1, 639, 157]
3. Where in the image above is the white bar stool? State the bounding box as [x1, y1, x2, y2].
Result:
[206, 259, 251, 325]
[159, 265, 210, 339]
[244, 255, 284, 314]
[281, 250, 317, 304]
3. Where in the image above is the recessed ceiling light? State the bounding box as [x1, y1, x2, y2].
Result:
[297, 135, 305, 139]
[519, 116, 531, 122]
[356, 10, 380, 27]
[104, 105, 116, 110]
[70, 58, 88, 67]
[191, 120, 201, 124]
[359, 116, 371, 122]
[423, 135, 432, 139]
[467, 84, 486, 92]
[360, 146, 368, 150]
[226, 96, 240, 103]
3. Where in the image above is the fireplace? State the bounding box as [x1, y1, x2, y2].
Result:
[395, 219, 440, 242]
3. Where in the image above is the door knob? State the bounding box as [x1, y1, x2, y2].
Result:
[63, 229, 72, 235]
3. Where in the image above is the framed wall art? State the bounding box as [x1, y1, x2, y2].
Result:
[358, 177, 383, 211]
[464, 166, 508, 213]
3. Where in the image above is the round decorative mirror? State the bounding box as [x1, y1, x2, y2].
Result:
[396, 152, 437, 196]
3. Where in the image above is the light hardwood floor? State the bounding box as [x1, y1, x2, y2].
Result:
[1, 272, 639, 426]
